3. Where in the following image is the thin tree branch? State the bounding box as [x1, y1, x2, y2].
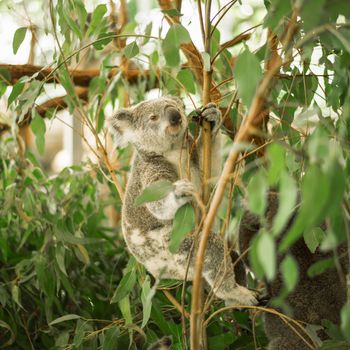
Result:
[0, 64, 144, 87]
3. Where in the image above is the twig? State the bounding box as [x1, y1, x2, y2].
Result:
[162, 289, 190, 319]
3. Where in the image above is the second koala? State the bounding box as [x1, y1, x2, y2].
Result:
[110, 96, 258, 306]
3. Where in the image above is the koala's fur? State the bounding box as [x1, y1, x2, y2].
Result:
[147, 336, 172, 350]
[239, 191, 349, 350]
[110, 96, 258, 306]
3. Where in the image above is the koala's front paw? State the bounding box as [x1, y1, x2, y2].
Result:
[226, 286, 259, 307]
[201, 102, 222, 133]
[173, 179, 195, 206]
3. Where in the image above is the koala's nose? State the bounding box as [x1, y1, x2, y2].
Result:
[167, 108, 182, 126]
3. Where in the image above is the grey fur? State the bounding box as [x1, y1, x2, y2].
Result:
[147, 336, 172, 350]
[239, 192, 349, 349]
[110, 96, 258, 306]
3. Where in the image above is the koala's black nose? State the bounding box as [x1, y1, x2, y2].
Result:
[167, 108, 182, 126]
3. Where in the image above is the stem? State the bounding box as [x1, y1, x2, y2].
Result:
[191, 1, 212, 349]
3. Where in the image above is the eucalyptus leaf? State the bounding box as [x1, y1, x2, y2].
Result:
[247, 170, 268, 217]
[87, 4, 107, 36]
[257, 232, 276, 281]
[110, 270, 137, 304]
[233, 47, 262, 108]
[13, 27, 27, 54]
[281, 255, 299, 292]
[169, 203, 195, 253]
[134, 180, 174, 207]
[124, 41, 139, 59]
[141, 276, 155, 328]
[49, 314, 81, 326]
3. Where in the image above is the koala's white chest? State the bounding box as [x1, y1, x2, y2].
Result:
[164, 148, 201, 191]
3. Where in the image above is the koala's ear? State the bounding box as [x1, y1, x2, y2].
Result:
[108, 108, 134, 147]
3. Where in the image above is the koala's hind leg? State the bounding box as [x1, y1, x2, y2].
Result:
[201, 234, 258, 306]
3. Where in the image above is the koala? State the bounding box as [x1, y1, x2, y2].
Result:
[109, 96, 258, 306]
[239, 191, 349, 350]
[147, 336, 172, 350]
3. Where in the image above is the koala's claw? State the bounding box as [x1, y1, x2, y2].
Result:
[174, 179, 195, 200]
[196, 103, 222, 132]
[257, 292, 270, 306]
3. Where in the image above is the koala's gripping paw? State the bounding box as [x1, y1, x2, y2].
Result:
[173, 179, 195, 206]
[201, 102, 222, 132]
[225, 286, 259, 307]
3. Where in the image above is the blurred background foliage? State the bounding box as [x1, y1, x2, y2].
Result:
[0, 0, 349, 349]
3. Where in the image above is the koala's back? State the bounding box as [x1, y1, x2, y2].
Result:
[239, 192, 349, 349]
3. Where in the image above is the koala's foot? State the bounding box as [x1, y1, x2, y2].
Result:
[147, 336, 172, 350]
[257, 292, 270, 306]
[225, 285, 259, 307]
[173, 179, 195, 205]
[201, 102, 222, 133]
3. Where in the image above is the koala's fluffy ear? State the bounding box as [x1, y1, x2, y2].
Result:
[108, 108, 134, 147]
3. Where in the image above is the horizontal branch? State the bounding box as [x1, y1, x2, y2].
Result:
[0, 64, 144, 87]
[0, 88, 88, 133]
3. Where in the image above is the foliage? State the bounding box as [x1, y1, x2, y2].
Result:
[0, 0, 349, 349]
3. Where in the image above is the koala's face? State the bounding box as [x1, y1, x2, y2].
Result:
[109, 96, 188, 153]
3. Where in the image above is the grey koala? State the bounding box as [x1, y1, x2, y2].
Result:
[239, 191, 349, 350]
[109, 96, 258, 306]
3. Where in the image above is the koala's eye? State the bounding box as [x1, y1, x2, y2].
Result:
[149, 115, 159, 121]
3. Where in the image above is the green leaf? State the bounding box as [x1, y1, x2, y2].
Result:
[31, 112, 46, 155]
[281, 255, 299, 292]
[169, 203, 195, 253]
[0, 320, 15, 347]
[300, 0, 327, 32]
[134, 180, 174, 207]
[162, 24, 191, 67]
[102, 325, 120, 350]
[13, 27, 27, 54]
[93, 32, 114, 50]
[177, 69, 196, 94]
[257, 232, 276, 280]
[8, 81, 24, 106]
[271, 171, 297, 236]
[304, 227, 325, 253]
[62, 9, 82, 40]
[307, 258, 334, 278]
[267, 143, 286, 185]
[141, 276, 155, 328]
[279, 165, 330, 252]
[49, 314, 81, 326]
[281, 157, 345, 252]
[110, 270, 137, 304]
[118, 296, 133, 325]
[35, 254, 54, 298]
[247, 170, 267, 216]
[124, 41, 139, 59]
[73, 319, 86, 347]
[0, 82, 7, 98]
[341, 301, 350, 341]
[161, 8, 183, 17]
[234, 47, 262, 108]
[143, 22, 152, 44]
[55, 244, 67, 276]
[264, 0, 292, 30]
[11, 284, 22, 308]
[87, 4, 107, 36]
